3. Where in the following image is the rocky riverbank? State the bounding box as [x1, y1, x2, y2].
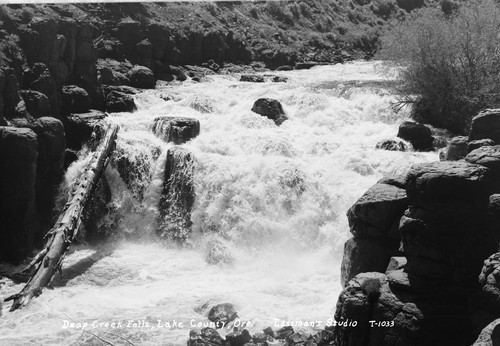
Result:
[331, 110, 500, 346]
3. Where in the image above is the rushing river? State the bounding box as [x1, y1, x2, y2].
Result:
[0, 61, 437, 345]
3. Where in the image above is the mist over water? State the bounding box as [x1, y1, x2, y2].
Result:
[0, 61, 437, 345]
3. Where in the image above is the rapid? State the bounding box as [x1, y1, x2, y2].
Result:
[0, 61, 437, 345]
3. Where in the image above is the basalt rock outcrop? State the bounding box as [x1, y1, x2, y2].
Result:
[342, 179, 407, 287]
[65, 110, 107, 150]
[334, 156, 500, 345]
[0, 127, 39, 262]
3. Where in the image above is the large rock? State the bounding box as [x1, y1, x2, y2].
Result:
[347, 182, 408, 238]
[19, 89, 51, 118]
[341, 237, 400, 288]
[443, 136, 468, 161]
[469, 109, 500, 144]
[25, 63, 61, 118]
[188, 328, 225, 346]
[61, 85, 91, 114]
[466, 145, 500, 172]
[397, 121, 433, 151]
[402, 161, 499, 286]
[468, 139, 495, 153]
[127, 65, 155, 89]
[251, 98, 288, 126]
[333, 272, 475, 346]
[105, 90, 136, 113]
[0, 127, 38, 262]
[479, 253, 500, 311]
[65, 110, 107, 150]
[152, 116, 200, 144]
[405, 161, 494, 207]
[473, 318, 500, 346]
[208, 303, 238, 328]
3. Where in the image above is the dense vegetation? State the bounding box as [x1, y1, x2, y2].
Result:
[379, 0, 500, 134]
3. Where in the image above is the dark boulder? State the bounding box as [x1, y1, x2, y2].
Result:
[127, 65, 155, 89]
[375, 139, 409, 151]
[469, 109, 500, 144]
[61, 85, 92, 114]
[333, 272, 474, 346]
[465, 145, 500, 172]
[240, 75, 264, 83]
[65, 110, 107, 150]
[188, 328, 225, 346]
[479, 253, 500, 311]
[397, 121, 433, 151]
[275, 326, 294, 340]
[468, 139, 495, 153]
[443, 136, 468, 161]
[19, 90, 51, 118]
[226, 329, 252, 346]
[25, 63, 61, 118]
[105, 91, 137, 113]
[341, 237, 400, 288]
[0, 127, 38, 262]
[347, 183, 408, 238]
[251, 98, 288, 126]
[98, 66, 115, 85]
[208, 303, 238, 328]
[152, 116, 200, 144]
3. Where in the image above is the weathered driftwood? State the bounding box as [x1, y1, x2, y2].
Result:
[5, 123, 119, 311]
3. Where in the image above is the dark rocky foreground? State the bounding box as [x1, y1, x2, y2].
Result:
[333, 110, 500, 346]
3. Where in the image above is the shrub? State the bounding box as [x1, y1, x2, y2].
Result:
[379, 0, 500, 134]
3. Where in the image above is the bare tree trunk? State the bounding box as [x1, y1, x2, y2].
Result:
[5, 123, 119, 311]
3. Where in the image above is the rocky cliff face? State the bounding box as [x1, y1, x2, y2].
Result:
[334, 110, 500, 346]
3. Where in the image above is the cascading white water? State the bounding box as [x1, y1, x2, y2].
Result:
[0, 61, 437, 345]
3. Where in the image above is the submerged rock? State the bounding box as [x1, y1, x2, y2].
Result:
[157, 147, 195, 242]
[397, 121, 433, 151]
[375, 139, 409, 151]
[152, 116, 200, 144]
[205, 238, 233, 265]
[251, 98, 288, 126]
[208, 303, 238, 328]
[240, 74, 264, 83]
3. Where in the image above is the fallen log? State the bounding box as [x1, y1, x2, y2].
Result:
[5, 123, 119, 311]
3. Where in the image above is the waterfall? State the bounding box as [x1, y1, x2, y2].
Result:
[0, 61, 438, 345]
